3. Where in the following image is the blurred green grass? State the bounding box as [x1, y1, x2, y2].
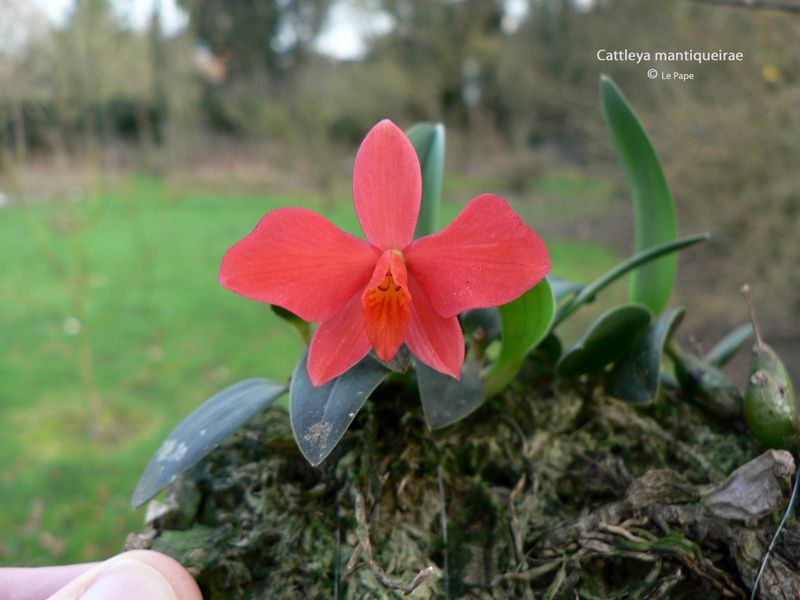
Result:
[0, 174, 621, 566]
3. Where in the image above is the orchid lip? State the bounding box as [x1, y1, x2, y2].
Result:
[361, 250, 412, 362]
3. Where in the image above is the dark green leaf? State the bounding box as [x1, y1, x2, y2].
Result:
[704, 323, 753, 368]
[484, 278, 555, 396]
[548, 274, 585, 305]
[132, 378, 288, 508]
[535, 333, 563, 365]
[407, 122, 445, 239]
[290, 352, 390, 466]
[271, 305, 311, 346]
[556, 304, 652, 377]
[553, 233, 708, 329]
[461, 307, 502, 345]
[372, 344, 413, 373]
[605, 307, 685, 404]
[601, 75, 678, 314]
[670, 349, 743, 422]
[417, 360, 486, 429]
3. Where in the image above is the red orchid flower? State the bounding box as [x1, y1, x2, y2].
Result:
[220, 120, 551, 387]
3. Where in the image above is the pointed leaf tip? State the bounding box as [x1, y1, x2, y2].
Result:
[417, 359, 486, 429]
[290, 351, 390, 466]
[556, 304, 652, 377]
[133, 378, 288, 508]
[407, 122, 446, 239]
[601, 75, 678, 315]
[606, 306, 685, 404]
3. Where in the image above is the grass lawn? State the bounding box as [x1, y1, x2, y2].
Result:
[0, 172, 622, 567]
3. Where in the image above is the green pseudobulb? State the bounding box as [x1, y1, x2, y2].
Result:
[744, 339, 798, 450]
[741, 285, 798, 450]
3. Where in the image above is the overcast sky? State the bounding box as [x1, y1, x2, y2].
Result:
[29, 0, 189, 35]
[23, 0, 539, 61]
[27, 0, 391, 60]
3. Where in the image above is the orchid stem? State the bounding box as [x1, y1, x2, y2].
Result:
[553, 232, 709, 328]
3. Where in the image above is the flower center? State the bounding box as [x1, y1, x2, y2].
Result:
[362, 251, 412, 361]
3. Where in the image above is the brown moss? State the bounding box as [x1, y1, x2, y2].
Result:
[129, 360, 800, 599]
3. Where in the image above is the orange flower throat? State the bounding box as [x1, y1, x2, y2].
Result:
[362, 252, 412, 361]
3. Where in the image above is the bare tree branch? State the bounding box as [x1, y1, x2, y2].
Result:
[692, 0, 800, 13]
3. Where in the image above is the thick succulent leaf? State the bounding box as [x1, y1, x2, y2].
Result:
[484, 278, 555, 396]
[133, 378, 288, 508]
[461, 307, 502, 345]
[373, 344, 413, 373]
[417, 360, 486, 429]
[605, 307, 686, 404]
[535, 333, 563, 365]
[671, 349, 743, 422]
[553, 233, 708, 329]
[548, 274, 584, 305]
[290, 351, 390, 466]
[271, 305, 311, 346]
[407, 122, 445, 239]
[704, 323, 753, 368]
[601, 75, 678, 315]
[556, 304, 652, 377]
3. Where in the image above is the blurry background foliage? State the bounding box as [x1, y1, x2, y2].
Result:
[1, 0, 799, 566]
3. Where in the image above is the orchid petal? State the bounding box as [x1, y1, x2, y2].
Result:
[405, 274, 464, 379]
[404, 194, 551, 318]
[220, 207, 379, 322]
[362, 251, 412, 362]
[307, 294, 373, 387]
[353, 120, 422, 250]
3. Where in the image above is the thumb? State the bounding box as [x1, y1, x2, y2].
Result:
[47, 550, 202, 600]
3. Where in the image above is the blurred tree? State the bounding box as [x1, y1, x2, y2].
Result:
[2, 0, 200, 168]
[177, 0, 333, 79]
[0, 0, 51, 165]
[373, 0, 505, 126]
[174, 0, 335, 139]
[10, 0, 154, 160]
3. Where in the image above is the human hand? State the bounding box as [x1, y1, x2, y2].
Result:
[0, 550, 202, 600]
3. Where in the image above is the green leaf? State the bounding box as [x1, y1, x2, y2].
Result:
[601, 75, 678, 314]
[669, 348, 743, 422]
[484, 278, 555, 396]
[605, 307, 685, 404]
[271, 305, 311, 346]
[536, 333, 563, 365]
[553, 233, 708, 329]
[547, 274, 584, 305]
[556, 304, 652, 377]
[373, 344, 413, 373]
[132, 378, 288, 508]
[461, 307, 502, 345]
[704, 323, 753, 368]
[417, 360, 486, 429]
[407, 122, 445, 239]
[290, 351, 390, 466]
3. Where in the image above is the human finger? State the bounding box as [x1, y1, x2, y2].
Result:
[45, 550, 201, 600]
